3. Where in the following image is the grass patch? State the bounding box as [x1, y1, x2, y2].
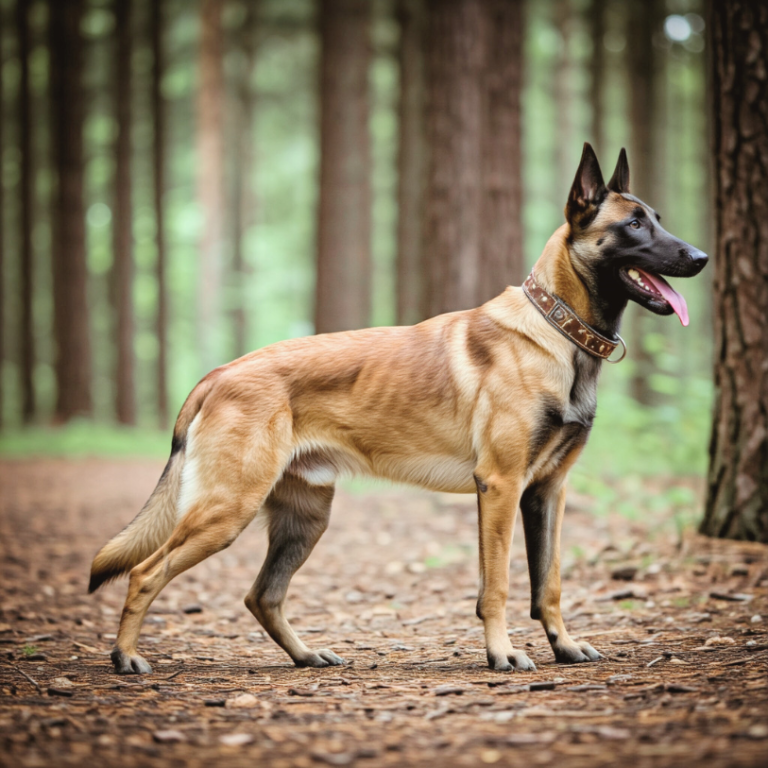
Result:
[0, 421, 170, 460]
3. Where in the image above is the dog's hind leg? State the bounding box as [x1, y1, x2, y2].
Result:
[111, 411, 292, 674]
[244, 473, 343, 668]
[520, 479, 602, 664]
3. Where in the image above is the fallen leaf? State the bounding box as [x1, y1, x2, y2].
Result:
[226, 693, 259, 709]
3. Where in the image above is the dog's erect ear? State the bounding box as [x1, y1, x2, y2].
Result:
[566, 142, 607, 227]
[607, 148, 630, 194]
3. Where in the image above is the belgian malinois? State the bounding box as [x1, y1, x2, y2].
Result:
[90, 144, 707, 674]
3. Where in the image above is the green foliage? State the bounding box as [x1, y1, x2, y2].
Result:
[0, 421, 169, 459]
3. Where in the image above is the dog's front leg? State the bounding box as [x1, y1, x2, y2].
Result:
[520, 479, 601, 664]
[475, 472, 536, 672]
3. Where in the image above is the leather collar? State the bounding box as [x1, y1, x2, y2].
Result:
[522, 272, 625, 362]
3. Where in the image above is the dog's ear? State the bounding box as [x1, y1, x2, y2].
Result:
[607, 148, 630, 194]
[566, 142, 607, 228]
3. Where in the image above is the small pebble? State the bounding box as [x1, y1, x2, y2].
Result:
[750, 614, 762, 624]
[219, 733, 254, 747]
[611, 565, 638, 581]
[153, 729, 185, 743]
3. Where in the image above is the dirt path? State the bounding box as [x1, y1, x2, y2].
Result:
[0, 459, 766, 768]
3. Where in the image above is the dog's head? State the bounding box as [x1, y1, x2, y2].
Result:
[564, 143, 707, 327]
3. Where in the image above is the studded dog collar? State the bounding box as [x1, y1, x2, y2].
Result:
[522, 272, 626, 362]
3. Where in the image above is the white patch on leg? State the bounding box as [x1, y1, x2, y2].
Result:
[176, 413, 202, 521]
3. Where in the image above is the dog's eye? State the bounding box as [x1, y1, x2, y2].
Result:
[629, 219, 641, 230]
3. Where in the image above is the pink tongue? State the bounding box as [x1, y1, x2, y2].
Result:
[636, 269, 690, 327]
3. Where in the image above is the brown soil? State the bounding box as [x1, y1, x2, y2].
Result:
[0, 459, 767, 768]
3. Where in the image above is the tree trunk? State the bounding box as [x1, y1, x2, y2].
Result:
[395, 0, 427, 326]
[626, 0, 661, 406]
[230, 0, 258, 357]
[423, 0, 485, 315]
[18, 0, 35, 423]
[49, 0, 92, 421]
[478, 0, 524, 303]
[196, 0, 226, 372]
[588, 0, 606, 156]
[0, 8, 4, 428]
[701, 0, 768, 542]
[422, 0, 523, 315]
[315, 0, 372, 334]
[553, 0, 573, 197]
[152, 0, 168, 428]
[113, 0, 135, 425]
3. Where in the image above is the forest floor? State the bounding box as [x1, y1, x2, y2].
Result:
[0, 459, 767, 768]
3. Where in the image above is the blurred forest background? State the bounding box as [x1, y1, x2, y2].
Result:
[0, 0, 713, 521]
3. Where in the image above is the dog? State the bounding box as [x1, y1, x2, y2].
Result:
[89, 143, 707, 674]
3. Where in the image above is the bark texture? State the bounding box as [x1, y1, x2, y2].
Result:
[315, 0, 372, 334]
[49, 0, 92, 421]
[424, 0, 484, 315]
[395, 0, 427, 326]
[553, 0, 573, 197]
[152, 0, 168, 427]
[626, 0, 661, 407]
[113, 0, 135, 425]
[18, 0, 35, 422]
[588, 0, 606, 156]
[423, 0, 524, 316]
[478, 0, 524, 304]
[702, 0, 768, 542]
[0, 7, 4, 427]
[196, 0, 226, 372]
[230, 0, 258, 357]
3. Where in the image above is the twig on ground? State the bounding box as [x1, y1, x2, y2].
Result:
[14, 666, 42, 692]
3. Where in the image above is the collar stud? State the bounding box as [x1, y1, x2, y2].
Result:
[522, 272, 625, 362]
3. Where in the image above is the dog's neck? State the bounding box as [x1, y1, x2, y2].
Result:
[532, 224, 625, 339]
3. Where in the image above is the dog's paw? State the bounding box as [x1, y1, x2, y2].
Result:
[487, 649, 537, 672]
[111, 647, 152, 675]
[553, 640, 602, 664]
[295, 649, 345, 668]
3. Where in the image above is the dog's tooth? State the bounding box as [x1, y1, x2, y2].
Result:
[628, 269, 640, 280]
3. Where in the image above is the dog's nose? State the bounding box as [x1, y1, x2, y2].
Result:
[681, 246, 708, 272]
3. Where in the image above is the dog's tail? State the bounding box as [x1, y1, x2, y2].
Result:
[88, 374, 218, 593]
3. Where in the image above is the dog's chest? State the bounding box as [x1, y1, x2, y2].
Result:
[564, 352, 599, 426]
[529, 353, 600, 479]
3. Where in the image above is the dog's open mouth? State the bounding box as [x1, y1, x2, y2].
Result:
[621, 267, 689, 326]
